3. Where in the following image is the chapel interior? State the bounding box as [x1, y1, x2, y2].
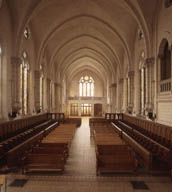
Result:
[0, 0, 172, 191]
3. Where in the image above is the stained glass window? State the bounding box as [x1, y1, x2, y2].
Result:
[79, 76, 94, 96]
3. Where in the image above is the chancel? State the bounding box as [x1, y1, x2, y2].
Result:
[0, 0, 172, 192]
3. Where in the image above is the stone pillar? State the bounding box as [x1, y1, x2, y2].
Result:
[11, 57, 22, 114]
[34, 71, 41, 113]
[119, 78, 123, 112]
[51, 82, 55, 112]
[128, 71, 134, 113]
[54, 83, 58, 112]
[134, 69, 141, 115]
[47, 78, 51, 112]
[123, 78, 128, 112]
[111, 83, 117, 112]
[145, 57, 155, 114]
[56, 83, 62, 112]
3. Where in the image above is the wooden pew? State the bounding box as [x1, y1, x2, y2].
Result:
[7, 131, 44, 168]
[64, 118, 81, 127]
[22, 154, 65, 173]
[0, 113, 49, 142]
[122, 114, 172, 149]
[7, 122, 58, 169]
[93, 120, 137, 175]
[118, 120, 172, 169]
[122, 131, 152, 171]
[0, 120, 55, 153]
[97, 152, 137, 175]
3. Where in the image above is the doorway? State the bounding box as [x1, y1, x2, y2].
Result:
[94, 103, 102, 117]
[81, 104, 92, 116]
[70, 104, 79, 116]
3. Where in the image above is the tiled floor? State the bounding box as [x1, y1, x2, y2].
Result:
[5, 117, 172, 192]
[64, 117, 96, 176]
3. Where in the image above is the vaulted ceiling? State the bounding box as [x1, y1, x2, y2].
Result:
[7, 0, 160, 85]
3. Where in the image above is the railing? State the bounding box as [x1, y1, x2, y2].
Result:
[160, 79, 171, 92]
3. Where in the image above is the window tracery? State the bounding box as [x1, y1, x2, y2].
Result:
[79, 76, 94, 97]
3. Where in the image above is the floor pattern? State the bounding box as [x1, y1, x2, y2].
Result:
[3, 117, 172, 192]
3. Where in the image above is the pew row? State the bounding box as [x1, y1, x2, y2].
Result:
[111, 121, 172, 174]
[22, 154, 65, 173]
[92, 119, 137, 175]
[7, 122, 58, 169]
[122, 114, 172, 149]
[22, 123, 77, 174]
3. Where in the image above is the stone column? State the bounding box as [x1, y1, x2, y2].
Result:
[51, 82, 55, 112]
[119, 78, 123, 112]
[111, 83, 117, 112]
[11, 57, 22, 114]
[134, 69, 141, 115]
[145, 57, 155, 114]
[123, 78, 128, 112]
[54, 83, 58, 112]
[55, 83, 61, 112]
[128, 71, 134, 113]
[34, 71, 41, 113]
[47, 78, 51, 112]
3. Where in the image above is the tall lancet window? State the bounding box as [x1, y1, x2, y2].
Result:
[21, 51, 29, 115]
[79, 76, 94, 96]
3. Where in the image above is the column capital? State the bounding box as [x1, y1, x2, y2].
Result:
[11, 57, 22, 66]
[145, 57, 155, 66]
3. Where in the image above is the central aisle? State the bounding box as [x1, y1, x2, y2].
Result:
[64, 117, 96, 176]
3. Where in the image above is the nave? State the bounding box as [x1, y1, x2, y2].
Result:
[3, 118, 172, 192]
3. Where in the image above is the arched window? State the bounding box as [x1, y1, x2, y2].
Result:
[79, 76, 94, 96]
[20, 51, 29, 115]
[160, 41, 171, 81]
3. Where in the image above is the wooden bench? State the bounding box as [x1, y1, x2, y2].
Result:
[97, 152, 137, 175]
[93, 121, 137, 175]
[7, 130, 45, 168]
[22, 154, 65, 173]
[122, 131, 152, 171]
[118, 120, 172, 169]
[0, 113, 49, 141]
[32, 146, 67, 160]
[1, 120, 53, 152]
[122, 114, 172, 149]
